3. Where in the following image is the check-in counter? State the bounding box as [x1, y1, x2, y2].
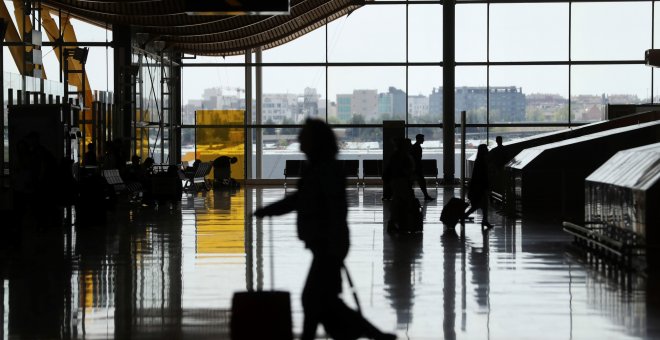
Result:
[505, 120, 660, 223]
[466, 110, 660, 196]
[585, 143, 660, 268]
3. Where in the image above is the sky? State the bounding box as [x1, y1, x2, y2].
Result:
[2, 0, 658, 104]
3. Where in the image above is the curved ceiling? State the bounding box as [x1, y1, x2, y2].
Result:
[42, 0, 366, 55]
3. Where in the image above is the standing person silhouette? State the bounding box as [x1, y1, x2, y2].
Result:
[488, 136, 506, 194]
[254, 118, 396, 340]
[411, 134, 434, 201]
[464, 144, 493, 229]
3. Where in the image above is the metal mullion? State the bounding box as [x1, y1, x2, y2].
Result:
[184, 122, 580, 129]
[652, 1, 655, 103]
[569, 1, 572, 127]
[325, 17, 328, 122]
[456, 60, 645, 66]
[2, 41, 114, 47]
[459, 0, 646, 3]
[182, 62, 444, 67]
[406, 2, 409, 130]
[160, 51, 166, 163]
[486, 1, 490, 141]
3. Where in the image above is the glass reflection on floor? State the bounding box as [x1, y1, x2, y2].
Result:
[0, 187, 658, 339]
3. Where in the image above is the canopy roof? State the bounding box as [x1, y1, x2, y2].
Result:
[43, 0, 365, 55]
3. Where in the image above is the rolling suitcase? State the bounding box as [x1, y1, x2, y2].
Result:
[440, 197, 468, 228]
[231, 218, 293, 340]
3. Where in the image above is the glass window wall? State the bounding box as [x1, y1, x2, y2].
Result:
[571, 2, 651, 61]
[490, 3, 568, 62]
[327, 67, 406, 124]
[327, 5, 406, 62]
[179, 1, 659, 179]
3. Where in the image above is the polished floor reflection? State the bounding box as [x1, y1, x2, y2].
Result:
[1, 186, 659, 339]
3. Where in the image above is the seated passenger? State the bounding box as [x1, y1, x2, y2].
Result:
[213, 156, 238, 187]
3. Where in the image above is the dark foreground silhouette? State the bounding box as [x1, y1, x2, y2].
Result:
[254, 118, 396, 340]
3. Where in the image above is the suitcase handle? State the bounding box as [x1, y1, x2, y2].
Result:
[342, 264, 362, 316]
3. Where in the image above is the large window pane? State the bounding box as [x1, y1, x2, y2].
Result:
[408, 4, 443, 62]
[327, 5, 405, 62]
[456, 4, 487, 62]
[328, 67, 406, 123]
[571, 2, 651, 61]
[490, 66, 568, 123]
[490, 3, 568, 62]
[570, 65, 650, 123]
[262, 67, 326, 124]
[262, 25, 326, 63]
[408, 66, 442, 124]
[655, 2, 660, 49]
[262, 127, 304, 179]
[182, 66, 245, 123]
[71, 18, 112, 42]
[181, 127, 195, 166]
[456, 66, 487, 124]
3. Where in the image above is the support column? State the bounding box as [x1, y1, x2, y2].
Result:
[112, 25, 132, 150]
[255, 48, 262, 180]
[442, 0, 456, 184]
[171, 54, 182, 165]
[244, 49, 252, 180]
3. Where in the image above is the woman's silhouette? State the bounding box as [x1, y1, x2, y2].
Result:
[464, 144, 493, 229]
[254, 118, 395, 340]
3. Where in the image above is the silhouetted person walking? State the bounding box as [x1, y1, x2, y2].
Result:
[254, 118, 395, 340]
[411, 134, 434, 201]
[464, 144, 493, 229]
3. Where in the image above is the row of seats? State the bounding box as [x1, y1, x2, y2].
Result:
[284, 159, 439, 185]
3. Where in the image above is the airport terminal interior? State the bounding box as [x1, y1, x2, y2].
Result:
[0, 0, 659, 339]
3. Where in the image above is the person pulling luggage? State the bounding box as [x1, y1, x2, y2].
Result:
[254, 118, 396, 340]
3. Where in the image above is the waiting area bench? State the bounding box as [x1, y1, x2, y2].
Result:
[362, 159, 384, 185]
[282, 158, 437, 186]
[183, 162, 212, 192]
[284, 159, 360, 186]
[420, 159, 439, 187]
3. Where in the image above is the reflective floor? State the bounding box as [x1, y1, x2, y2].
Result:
[1, 186, 659, 339]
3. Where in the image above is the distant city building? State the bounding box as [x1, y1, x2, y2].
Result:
[300, 87, 321, 119]
[430, 86, 526, 122]
[262, 93, 299, 123]
[570, 94, 606, 121]
[182, 84, 651, 125]
[606, 94, 642, 105]
[201, 87, 245, 110]
[351, 89, 378, 120]
[327, 101, 337, 118]
[429, 87, 443, 116]
[376, 87, 407, 118]
[378, 92, 393, 115]
[407, 94, 429, 117]
[389, 87, 406, 118]
[336, 94, 352, 121]
[526, 93, 567, 110]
